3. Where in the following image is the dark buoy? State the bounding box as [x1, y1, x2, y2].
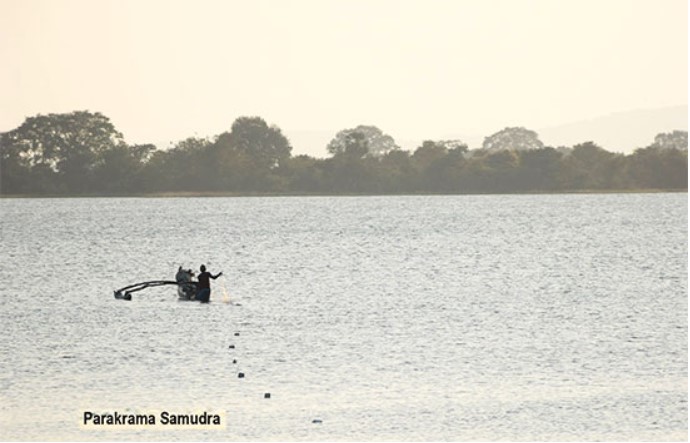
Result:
[238, 372, 245, 378]
[312, 419, 322, 424]
[234, 332, 240, 336]
[264, 393, 271, 399]
[232, 359, 237, 364]
[229, 345, 235, 349]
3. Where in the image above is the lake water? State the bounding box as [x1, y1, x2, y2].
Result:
[0, 194, 686, 441]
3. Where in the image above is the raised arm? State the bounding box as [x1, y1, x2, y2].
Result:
[212, 272, 223, 279]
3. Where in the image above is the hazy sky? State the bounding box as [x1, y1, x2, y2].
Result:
[1, 0, 687, 155]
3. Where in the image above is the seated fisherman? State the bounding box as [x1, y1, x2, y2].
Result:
[175, 266, 194, 283]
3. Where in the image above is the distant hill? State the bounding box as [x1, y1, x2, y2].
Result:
[194, 106, 689, 157]
[536, 106, 688, 154]
[417, 106, 689, 155]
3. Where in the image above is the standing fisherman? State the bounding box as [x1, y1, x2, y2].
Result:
[196, 264, 222, 303]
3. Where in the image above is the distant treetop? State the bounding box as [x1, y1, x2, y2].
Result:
[327, 125, 399, 157]
[650, 130, 688, 151]
[482, 127, 544, 152]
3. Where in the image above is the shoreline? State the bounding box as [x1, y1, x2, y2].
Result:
[0, 189, 686, 198]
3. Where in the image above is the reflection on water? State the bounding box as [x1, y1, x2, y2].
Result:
[0, 194, 687, 441]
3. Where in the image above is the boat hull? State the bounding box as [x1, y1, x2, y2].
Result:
[178, 283, 197, 300]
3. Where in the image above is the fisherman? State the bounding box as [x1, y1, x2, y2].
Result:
[196, 264, 222, 303]
[175, 266, 197, 300]
[175, 266, 187, 283]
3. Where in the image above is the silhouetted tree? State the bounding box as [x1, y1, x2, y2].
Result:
[514, 147, 563, 191]
[483, 150, 520, 192]
[224, 117, 292, 168]
[139, 137, 211, 192]
[628, 146, 688, 189]
[482, 127, 544, 152]
[212, 117, 292, 191]
[322, 135, 379, 193]
[559, 142, 615, 189]
[0, 111, 125, 193]
[327, 125, 398, 157]
[410, 141, 446, 191]
[377, 149, 414, 193]
[1, 110, 687, 195]
[649, 130, 688, 151]
[95, 143, 155, 193]
[0, 131, 43, 193]
[284, 155, 325, 192]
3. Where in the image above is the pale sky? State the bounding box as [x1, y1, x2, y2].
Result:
[1, 0, 687, 156]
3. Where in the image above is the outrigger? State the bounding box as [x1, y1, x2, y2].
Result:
[114, 267, 199, 301]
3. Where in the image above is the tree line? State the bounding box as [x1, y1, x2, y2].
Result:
[0, 111, 687, 195]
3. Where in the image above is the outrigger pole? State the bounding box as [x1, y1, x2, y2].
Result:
[114, 280, 198, 300]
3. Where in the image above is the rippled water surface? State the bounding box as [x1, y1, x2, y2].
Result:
[0, 194, 687, 441]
